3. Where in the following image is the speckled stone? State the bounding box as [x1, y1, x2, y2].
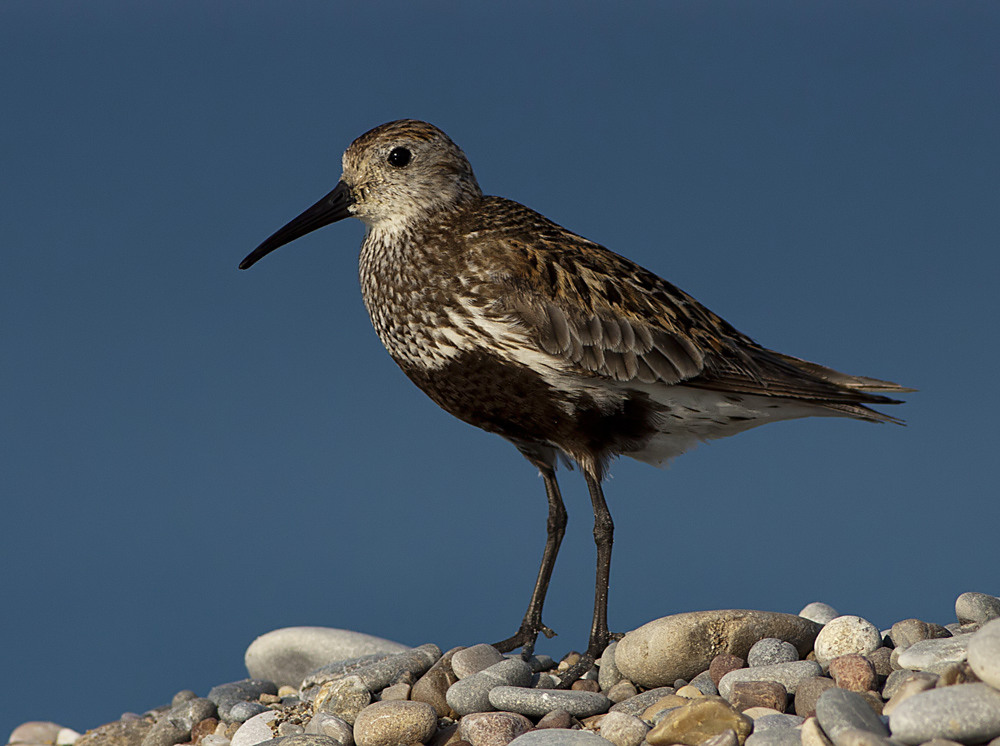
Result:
[744, 728, 801, 746]
[488, 686, 611, 718]
[813, 618, 881, 667]
[799, 603, 839, 626]
[598, 712, 649, 746]
[508, 731, 614, 746]
[710, 654, 747, 687]
[967, 618, 1000, 688]
[827, 655, 876, 693]
[728, 681, 787, 713]
[458, 712, 532, 746]
[598, 642, 624, 691]
[230, 711, 279, 746]
[353, 701, 437, 746]
[608, 687, 677, 717]
[750, 713, 803, 730]
[452, 645, 504, 679]
[888, 683, 1000, 745]
[303, 713, 352, 746]
[646, 697, 752, 746]
[718, 661, 822, 699]
[445, 659, 532, 717]
[895, 636, 970, 674]
[605, 681, 638, 704]
[792, 677, 837, 719]
[814, 689, 888, 745]
[888, 619, 950, 650]
[313, 675, 371, 725]
[747, 640, 799, 668]
[824, 730, 893, 746]
[208, 680, 279, 723]
[616, 611, 819, 688]
[955, 592, 1000, 625]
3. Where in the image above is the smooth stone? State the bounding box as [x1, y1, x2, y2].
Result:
[967, 618, 1000, 688]
[642, 694, 693, 722]
[445, 659, 533, 716]
[711, 654, 748, 687]
[253, 737, 341, 746]
[888, 683, 1000, 744]
[752, 713, 803, 730]
[488, 686, 611, 718]
[458, 712, 532, 746]
[895, 636, 970, 674]
[814, 689, 888, 745]
[208, 680, 279, 722]
[742, 708, 783, 720]
[377, 683, 410, 701]
[245, 628, 409, 689]
[676, 685, 705, 699]
[888, 619, 950, 650]
[313, 675, 371, 725]
[598, 712, 649, 746]
[303, 713, 352, 746]
[231, 712, 279, 746]
[508, 731, 615, 746]
[828, 656, 876, 693]
[881, 670, 936, 701]
[605, 680, 638, 703]
[744, 728, 802, 746]
[452, 645, 504, 679]
[142, 721, 193, 746]
[813, 618, 881, 667]
[881, 675, 936, 716]
[701, 731, 739, 746]
[800, 718, 832, 746]
[412, 647, 463, 718]
[353, 701, 437, 746]
[955, 592, 1000, 624]
[799, 604, 839, 626]
[608, 687, 676, 717]
[75, 721, 159, 746]
[748, 640, 799, 668]
[227, 703, 268, 725]
[690, 671, 719, 696]
[646, 697, 752, 746]
[10, 723, 64, 745]
[599, 642, 624, 691]
[535, 710, 573, 729]
[58, 730, 81, 746]
[301, 644, 440, 699]
[718, 661, 822, 699]
[170, 699, 218, 730]
[827, 730, 893, 746]
[729, 681, 787, 713]
[617, 611, 820, 688]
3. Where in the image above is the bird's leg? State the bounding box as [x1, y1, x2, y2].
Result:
[493, 464, 567, 659]
[556, 470, 614, 687]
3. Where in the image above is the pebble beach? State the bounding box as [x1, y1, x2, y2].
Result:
[10, 592, 1000, 746]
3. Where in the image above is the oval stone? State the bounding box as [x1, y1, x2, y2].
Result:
[352, 701, 437, 746]
[888, 683, 1000, 744]
[615, 611, 820, 688]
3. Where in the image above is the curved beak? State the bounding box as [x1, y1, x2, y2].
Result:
[239, 180, 354, 270]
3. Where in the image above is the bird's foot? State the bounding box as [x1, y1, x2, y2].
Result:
[492, 620, 557, 660]
[553, 631, 621, 688]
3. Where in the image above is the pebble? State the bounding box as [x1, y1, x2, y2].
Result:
[888, 619, 950, 650]
[955, 592, 1000, 625]
[313, 675, 371, 725]
[412, 646, 463, 718]
[303, 713, 353, 746]
[536, 710, 573, 729]
[445, 658, 533, 716]
[452, 645, 504, 679]
[967, 618, 1000, 688]
[227, 703, 268, 725]
[799, 603, 839, 625]
[607, 686, 676, 717]
[825, 730, 893, 746]
[814, 689, 888, 745]
[508, 732, 614, 746]
[597, 712, 649, 746]
[881, 669, 936, 701]
[801, 717, 833, 746]
[353, 701, 437, 746]
[752, 713, 803, 730]
[888, 683, 1000, 745]
[254, 737, 341, 746]
[748, 639, 799, 667]
[645, 697, 752, 746]
[641, 694, 691, 722]
[488, 686, 611, 718]
[728, 681, 787, 713]
[701, 731, 739, 746]
[813, 617, 881, 667]
[598, 642, 624, 691]
[457, 712, 532, 746]
[74, 719, 154, 746]
[710, 654, 747, 687]
[604, 680, 637, 703]
[827, 655, 876, 693]
[881, 674, 937, 716]
[230, 711, 279, 746]
[208, 680, 279, 723]
[10, 722, 66, 745]
[244, 628, 409, 689]
[718, 660, 822, 699]
[895, 636, 970, 674]
[744, 728, 802, 746]
[689, 671, 719, 696]
[615, 610, 820, 687]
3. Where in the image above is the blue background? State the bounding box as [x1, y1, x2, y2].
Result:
[3, 1, 998, 737]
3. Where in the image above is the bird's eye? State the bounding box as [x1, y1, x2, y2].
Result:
[387, 147, 412, 168]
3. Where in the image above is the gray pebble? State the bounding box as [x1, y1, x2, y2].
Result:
[344, 644, 440, 693]
[488, 685, 611, 718]
[445, 658, 533, 716]
[827, 730, 893, 746]
[688, 670, 719, 696]
[753, 714, 805, 731]
[598, 711, 649, 746]
[231, 711, 279, 746]
[814, 689, 888, 745]
[895, 636, 970, 674]
[172, 691, 198, 708]
[228, 702, 267, 724]
[888, 683, 1000, 745]
[955, 592, 1000, 625]
[141, 719, 190, 746]
[508, 731, 615, 746]
[303, 713, 352, 746]
[170, 698, 218, 729]
[799, 603, 839, 625]
[608, 686, 677, 716]
[748, 639, 800, 667]
[452, 644, 504, 678]
[253, 737, 342, 746]
[598, 642, 624, 691]
[967, 618, 1000, 688]
[744, 728, 802, 746]
[881, 670, 936, 701]
[208, 680, 278, 722]
[718, 660, 822, 699]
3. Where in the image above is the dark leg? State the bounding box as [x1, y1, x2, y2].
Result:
[556, 470, 614, 687]
[493, 462, 568, 658]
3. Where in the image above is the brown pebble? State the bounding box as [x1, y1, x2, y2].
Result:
[190, 719, 218, 745]
[729, 681, 787, 713]
[793, 676, 837, 718]
[858, 691, 883, 716]
[828, 654, 877, 692]
[558, 652, 582, 670]
[709, 653, 746, 687]
[936, 661, 981, 687]
[646, 697, 752, 746]
[537, 710, 574, 729]
[259, 693, 281, 705]
[865, 648, 893, 682]
[412, 646, 463, 719]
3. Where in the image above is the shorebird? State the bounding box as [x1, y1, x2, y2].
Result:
[240, 119, 908, 676]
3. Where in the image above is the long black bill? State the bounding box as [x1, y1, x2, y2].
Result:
[239, 180, 354, 270]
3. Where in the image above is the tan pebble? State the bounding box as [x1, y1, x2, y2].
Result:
[740, 707, 782, 719]
[641, 694, 690, 721]
[380, 682, 412, 701]
[277, 686, 298, 698]
[457, 711, 532, 746]
[259, 693, 281, 705]
[9, 723, 64, 745]
[537, 710, 574, 729]
[646, 697, 752, 746]
[573, 679, 601, 692]
[558, 652, 583, 671]
[599, 711, 650, 746]
[936, 661, 980, 686]
[580, 714, 606, 729]
[882, 674, 937, 715]
[191, 718, 218, 744]
[354, 700, 437, 746]
[800, 717, 833, 746]
[675, 685, 704, 699]
[606, 680, 638, 704]
[727, 681, 786, 713]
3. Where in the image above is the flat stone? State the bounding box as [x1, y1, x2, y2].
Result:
[452, 645, 504, 679]
[955, 592, 1000, 624]
[445, 658, 533, 716]
[508, 731, 614, 746]
[313, 675, 371, 725]
[616, 611, 820, 688]
[488, 686, 611, 718]
[799, 603, 839, 625]
[813, 618, 881, 667]
[598, 712, 649, 746]
[814, 689, 888, 745]
[728, 681, 787, 713]
[458, 712, 532, 746]
[303, 713, 353, 746]
[967, 618, 1000, 688]
[790, 676, 837, 719]
[748, 640, 799, 668]
[608, 687, 677, 717]
[828, 656, 876, 693]
[412, 646, 462, 718]
[744, 728, 801, 746]
[888, 683, 1000, 744]
[895, 636, 970, 674]
[881, 674, 937, 716]
[751, 713, 803, 730]
[353, 701, 437, 746]
[646, 697, 752, 746]
[881, 670, 937, 701]
[711, 654, 747, 687]
[718, 661, 822, 699]
[245, 628, 409, 689]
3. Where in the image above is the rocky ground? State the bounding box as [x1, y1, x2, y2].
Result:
[9, 592, 1000, 746]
